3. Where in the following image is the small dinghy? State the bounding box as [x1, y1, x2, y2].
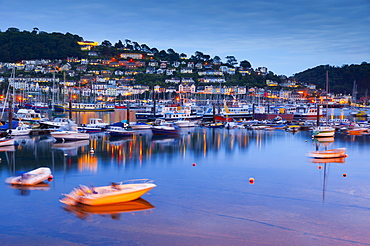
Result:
[5, 167, 53, 185]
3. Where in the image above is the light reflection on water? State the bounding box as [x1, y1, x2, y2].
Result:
[1, 127, 370, 245]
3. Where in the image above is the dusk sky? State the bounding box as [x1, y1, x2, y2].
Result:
[0, 0, 369, 76]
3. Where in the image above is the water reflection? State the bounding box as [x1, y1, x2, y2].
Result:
[62, 198, 154, 220]
[8, 183, 51, 196]
[311, 157, 346, 202]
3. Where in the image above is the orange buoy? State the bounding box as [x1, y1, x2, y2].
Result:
[343, 173, 347, 177]
[249, 177, 255, 184]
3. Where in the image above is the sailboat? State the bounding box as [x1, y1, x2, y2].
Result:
[312, 70, 335, 138]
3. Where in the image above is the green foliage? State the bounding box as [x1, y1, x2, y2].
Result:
[294, 63, 370, 95]
[0, 28, 83, 62]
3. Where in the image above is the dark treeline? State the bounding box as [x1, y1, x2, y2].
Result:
[294, 63, 370, 96]
[0, 27, 83, 62]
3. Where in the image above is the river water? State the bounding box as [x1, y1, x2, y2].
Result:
[1, 111, 370, 245]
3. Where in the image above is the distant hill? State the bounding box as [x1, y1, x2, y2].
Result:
[0, 28, 83, 62]
[294, 63, 370, 95]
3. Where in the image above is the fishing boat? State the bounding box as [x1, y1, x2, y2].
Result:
[5, 167, 53, 186]
[50, 123, 90, 141]
[308, 148, 347, 159]
[59, 179, 156, 206]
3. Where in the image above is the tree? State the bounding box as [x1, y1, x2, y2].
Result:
[101, 40, 112, 47]
[114, 40, 124, 49]
[180, 53, 187, 59]
[240, 60, 251, 69]
[226, 56, 237, 67]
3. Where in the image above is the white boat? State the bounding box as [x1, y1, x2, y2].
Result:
[10, 122, 32, 136]
[130, 122, 152, 130]
[294, 105, 322, 119]
[0, 137, 15, 147]
[151, 121, 181, 136]
[60, 179, 156, 206]
[40, 117, 74, 129]
[14, 109, 48, 124]
[5, 167, 53, 186]
[173, 118, 196, 128]
[51, 123, 90, 141]
[312, 126, 335, 138]
[308, 148, 347, 159]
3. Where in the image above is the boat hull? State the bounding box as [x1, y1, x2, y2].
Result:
[60, 181, 156, 206]
[5, 167, 52, 185]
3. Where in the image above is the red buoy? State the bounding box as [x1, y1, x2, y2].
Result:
[249, 177, 255, 184]
[343, 173, 347, 177]
[192, 163, 196, 166]
[318, 165, 322, 169]
[48, 175, 53, 182]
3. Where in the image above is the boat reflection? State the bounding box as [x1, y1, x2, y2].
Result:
[8, 182, 51, 196]
[0, 145, 15, 152]
[311, 157, 346, 202]
[62, 198, 154, 220]
[51, 140, 90, 156]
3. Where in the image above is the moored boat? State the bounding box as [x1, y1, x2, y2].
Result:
[5, 167, 53, 186]
[308, 148, 347, 159]
[50, 123, 90, 141]
[312, 126, 335, 138]
[59, 179, 156, 206]
[151, 122, 181, 136]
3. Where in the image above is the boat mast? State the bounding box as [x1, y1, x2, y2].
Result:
[326, 69, 329, 124]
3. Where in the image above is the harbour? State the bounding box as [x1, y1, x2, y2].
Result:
[1, 111, 370, 245]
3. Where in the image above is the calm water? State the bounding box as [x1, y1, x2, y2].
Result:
[1, 116, 370, 245]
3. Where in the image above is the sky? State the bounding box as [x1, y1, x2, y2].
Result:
[0, 0, 369, 76]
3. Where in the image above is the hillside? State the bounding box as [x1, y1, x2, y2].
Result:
[0, 28, 83, 62]
[294, 63, 370, 95]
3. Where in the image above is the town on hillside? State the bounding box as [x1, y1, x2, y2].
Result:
[0, 40, 356, 106]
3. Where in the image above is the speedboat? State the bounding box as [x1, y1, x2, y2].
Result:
[308, 148, 347, 159]
[60, 179, 156, 206]
[51, 123, 90, 141]
[10, 122, 32, 136]
[151, 122, 181, 136]
[5, 167, 53, 185]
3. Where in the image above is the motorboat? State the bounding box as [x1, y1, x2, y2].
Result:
[0, 137, 15, 147]
[286, 125, 300, 132]
[5, 167, 53, 185]
[151, 122, 181, 136]
[39, 117, 74, 129]
[50, 123, 90, 141]
[106, 126, 135, 138]
[130, 122, 152, 130]
[308, 148, 347, 159]
[62, 198, 154, 220]
[10, 122, 32, 136]
[173, 118, 196, 128]
[312, 126, 335, 138]
[60, 179, 156, 206]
